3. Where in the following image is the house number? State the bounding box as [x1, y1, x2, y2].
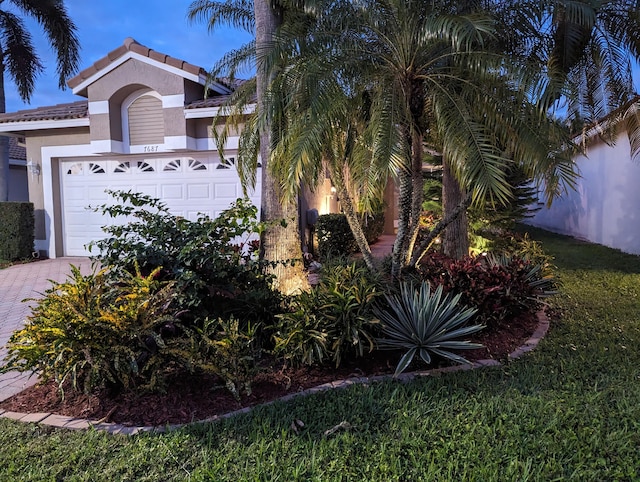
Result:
[143, 145, 159, 153]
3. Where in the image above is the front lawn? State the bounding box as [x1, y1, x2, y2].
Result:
[1, 228, 639, 481]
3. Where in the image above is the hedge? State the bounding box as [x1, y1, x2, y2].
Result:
[316, 212, 385, 258]
[0, 202, 34, 261]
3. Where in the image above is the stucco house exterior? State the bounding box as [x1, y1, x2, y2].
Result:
[0, 38, 396, 258]
[527, 106, 640, 255]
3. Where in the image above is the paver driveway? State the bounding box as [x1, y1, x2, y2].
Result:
[0, 258, 93, 402]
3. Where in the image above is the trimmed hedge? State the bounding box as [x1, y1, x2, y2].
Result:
[0, 202, 34, 261]
[316, 212, 385, 257]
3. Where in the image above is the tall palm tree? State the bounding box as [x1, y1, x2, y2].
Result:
[0, 0, 79, 201]
[189, 0, 310, 294]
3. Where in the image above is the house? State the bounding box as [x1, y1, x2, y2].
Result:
[0, 38, 400, 258]
[527, 105, 640, 255]
[7, 137, 28, 201]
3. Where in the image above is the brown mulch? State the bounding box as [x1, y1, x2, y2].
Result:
[0, 312, 540, 427]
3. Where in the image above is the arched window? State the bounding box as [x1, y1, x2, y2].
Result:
[121, 90, 164, 146]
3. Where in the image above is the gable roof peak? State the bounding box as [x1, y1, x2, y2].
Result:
[67, 37, 223, 96]
[123, 37, 138, 49]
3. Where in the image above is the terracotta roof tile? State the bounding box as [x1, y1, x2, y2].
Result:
[9, 137, 25, 160]
[68, 38, 207, 90]
[0, 101, 88, 124]
[185, 96, 233, 109]
[148, 50, 167, 63]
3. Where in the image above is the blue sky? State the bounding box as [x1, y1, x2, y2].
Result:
[5, 0, 252, 112]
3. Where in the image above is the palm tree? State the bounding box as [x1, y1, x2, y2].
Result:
[279, 0, 576, 274]
[266, 78, 390, 271]
[189, 0, 310, 294]
[0, 0, 79, 201]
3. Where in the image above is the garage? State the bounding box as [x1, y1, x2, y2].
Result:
[60, 155, 261, 256]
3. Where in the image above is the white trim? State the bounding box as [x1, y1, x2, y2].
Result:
[163, 136, 188, 150]
[128, 144, 165, 154]
[184, 104, 256, 119]
[88, 101, 109, 115]
[41, 143, 98, 258]
[196, 135, 240, 151]
[91, 139, 125, 154]
[162, 94, 185, 108]
[0, 118, 89, 132]
[71, 51, 229, 95]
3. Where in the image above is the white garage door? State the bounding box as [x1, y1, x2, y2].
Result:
[60, 155, 261, 256]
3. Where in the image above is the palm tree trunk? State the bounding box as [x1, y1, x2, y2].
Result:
[254, 0, 309, 294]
[410, 192, 471, 266]
[0, 56, 8, 202]
[442, 157, 469, 259]
[391, 161, 412, 277]
[404, 128, 424, 265]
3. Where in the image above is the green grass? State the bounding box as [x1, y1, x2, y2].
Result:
[2, 228, 640, 481]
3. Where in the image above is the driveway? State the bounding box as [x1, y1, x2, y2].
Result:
[0, 258, 93, 402]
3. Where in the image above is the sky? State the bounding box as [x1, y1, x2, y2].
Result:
[5, 0, 253, 112]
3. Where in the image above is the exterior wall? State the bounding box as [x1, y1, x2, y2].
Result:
[528, 132, 640, 255]
[87, 59, 194, 152]
[8, 164, 28, 201]
[24, 129, 91, 253]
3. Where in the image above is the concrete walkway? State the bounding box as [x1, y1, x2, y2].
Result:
[0, 257, 93, 402]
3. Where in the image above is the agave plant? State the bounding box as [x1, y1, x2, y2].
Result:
[375, 282, 484, 376]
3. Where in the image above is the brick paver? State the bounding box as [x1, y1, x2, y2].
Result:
[0, 258, 92, 402]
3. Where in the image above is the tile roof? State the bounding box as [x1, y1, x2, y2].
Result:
[68, 37, 208, 90]
[185, 95, 233, 109]
[9, 137, 25, 160]
[0, 101, 88, 124]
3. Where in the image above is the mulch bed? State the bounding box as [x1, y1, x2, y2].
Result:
[0, 312, 540, 427]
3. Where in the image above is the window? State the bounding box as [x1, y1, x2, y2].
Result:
[122, 90, 164, 146]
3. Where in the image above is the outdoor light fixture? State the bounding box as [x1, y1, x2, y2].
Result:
[27, 159, 41, 176]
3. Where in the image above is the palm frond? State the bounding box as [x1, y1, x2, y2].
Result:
[187, 0, 254, 33]
[12, 0, 79, 89]
[0, 11, 41, 102]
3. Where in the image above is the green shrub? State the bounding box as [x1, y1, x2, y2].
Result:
[361, 211, 385, 244]
[0, 202, 34, 261]
[316, 214, 358, 257]
[274, 262, 383, 367]
[89, 190, 281, 327]
[1, 265, 180, 394]
[273, 291, 330, 367]
[375, 282, 483, 375]
[184, 317, 261, 400]
[415, 252, 556, 330]
[316, 212, 384, 258]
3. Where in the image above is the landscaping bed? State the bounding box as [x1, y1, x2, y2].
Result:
[0, 311, 538, 427]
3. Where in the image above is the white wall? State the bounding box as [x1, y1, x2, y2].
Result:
[528, 132, 640, 255]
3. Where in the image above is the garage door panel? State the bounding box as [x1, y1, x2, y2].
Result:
[186, 184, 210, 199]
[214, 183, 239, 199]
[61, 157, 261, 256]
[161, 184, 184, 200]
[65, 186, 87, 201]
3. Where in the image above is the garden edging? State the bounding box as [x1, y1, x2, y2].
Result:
[0, 311, 550, 435]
